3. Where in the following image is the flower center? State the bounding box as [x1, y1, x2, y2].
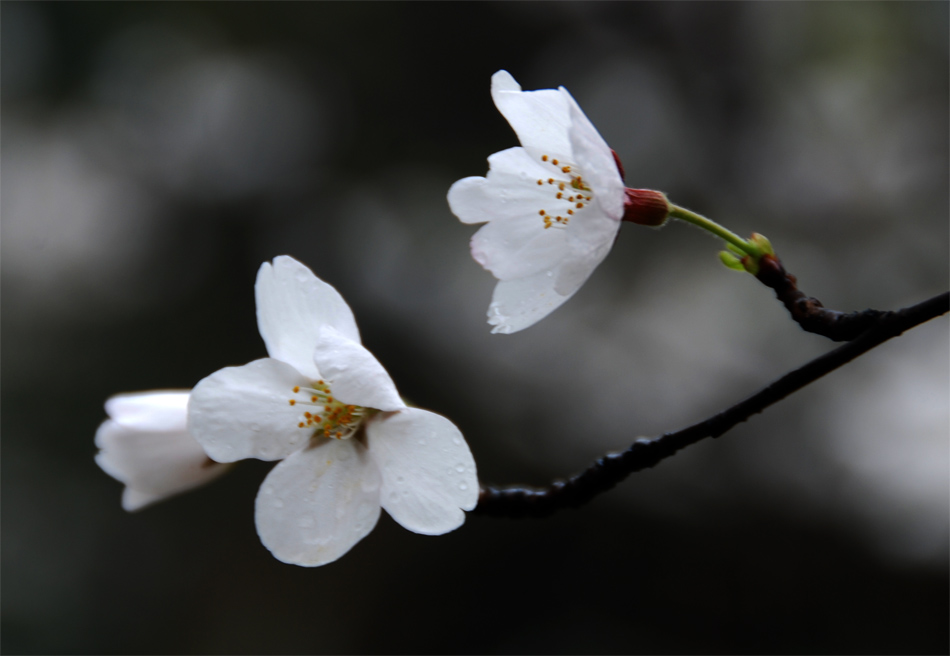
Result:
[534, 154, 594, 230]
[287, 380, 368, 440]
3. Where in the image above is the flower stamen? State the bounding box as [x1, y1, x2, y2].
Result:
[287, 381, 368, 440]
[535, 155, 594, 230]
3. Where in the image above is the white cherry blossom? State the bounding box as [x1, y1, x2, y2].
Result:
[95, 390, 230, 511]
[188, 256, 478, 567]
[448, 70, 626, 334]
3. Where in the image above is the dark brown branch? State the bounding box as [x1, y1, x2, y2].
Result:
[755, 254, 886, 341]
[473, 291, 949, 518]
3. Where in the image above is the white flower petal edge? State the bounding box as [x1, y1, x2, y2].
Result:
[255, 439, 381, 567]
[489, 69, 573, 159]
[371, 408, 478, 535]
[188, 358, 315, 463]
[94, 391, 229, 512]
[256, 255, 361, 380]
[188, 255, 479, 566]
[313, 326, 405, 412]
[448, 70, 625, 334]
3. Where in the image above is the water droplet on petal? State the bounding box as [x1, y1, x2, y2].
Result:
[263, 486, 274, 495]
[455, 464, 466, 473]
[396, 476, 405, 484]
[458, 483, 468, 491]
[452, 437, 462, 446]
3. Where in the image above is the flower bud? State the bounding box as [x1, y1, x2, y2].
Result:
[719, 250, 746, 272]
[622, 188, 671, 227]
[749, 232, 774, 256]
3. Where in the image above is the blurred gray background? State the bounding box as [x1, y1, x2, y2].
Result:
[2, 2, 947, 654]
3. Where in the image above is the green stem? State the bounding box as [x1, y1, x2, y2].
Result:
[667, 205, 760, 257]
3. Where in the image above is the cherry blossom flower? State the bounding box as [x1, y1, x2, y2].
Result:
[448, 70, 627, 334]
[187, 256, 478, 567]
[95, 390, 230, 511]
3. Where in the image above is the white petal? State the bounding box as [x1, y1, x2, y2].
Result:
[370, 408, 478, 535]
[255, 256, 361, 378]
[484, 240, 609, 335]
[255, 439, 381, 567]
[565, 93, 625, 220]
[188, 358, 315, 463]
[95, 401, 229, 512]
[449, 147, 578, 280]
[313, 326, 405, 412]
[121, 488, 165, 512]
[470, 211, 571, 281]
[102, 390, 189, 432]
[554, 233, 614, 296]
[491, 70, 573, 160]
[448, 147, 552, 224]
[447, 176, 493, 225]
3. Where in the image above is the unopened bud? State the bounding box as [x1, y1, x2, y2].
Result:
[749, 232, 774, 256]
[719, 250, 745, 272]
[622, 188, 671, 227]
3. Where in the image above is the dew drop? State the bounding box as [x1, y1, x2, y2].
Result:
[455, 464, 466, 473]
[458, 483, 468, 491]
[389, 491, 400, 503]
[396, 476, 405, 484]
[546, 270, 553, 277]
[452, 437, 462, 446]
[263, 485, 275, 495]
[418, 438, 427, 446]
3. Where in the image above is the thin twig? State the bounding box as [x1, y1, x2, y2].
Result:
[755, 254, 886, 341]
[473, 291, 949, 518]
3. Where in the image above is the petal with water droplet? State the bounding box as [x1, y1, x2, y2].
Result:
[369, 408, 478, 535]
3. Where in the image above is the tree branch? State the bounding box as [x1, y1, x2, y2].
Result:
[473, 291, 949, 518]
[755, 254, 886, 341]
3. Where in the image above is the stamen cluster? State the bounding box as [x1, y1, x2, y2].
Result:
[288, 380, 367, 440]
[535, 154, 594, 229]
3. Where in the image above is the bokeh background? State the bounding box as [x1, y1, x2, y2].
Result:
[2, 2, 948, 654]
